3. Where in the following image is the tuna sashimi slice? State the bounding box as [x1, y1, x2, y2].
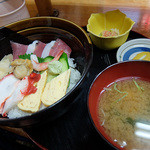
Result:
[33, 41, 46, 57]
[11, 40, 46, 59]
[11, 41, 28, 60]
[2, 77, 29, 115]
[49, 39, 72, 58]
[0, 74, 20, 111]
[11, 39, 72, 60]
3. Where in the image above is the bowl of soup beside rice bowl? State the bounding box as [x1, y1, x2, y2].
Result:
[88, 61, 150, 150]
[0, 17, 93, 127]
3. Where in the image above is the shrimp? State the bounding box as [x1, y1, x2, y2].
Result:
[31, 50, 64, 71]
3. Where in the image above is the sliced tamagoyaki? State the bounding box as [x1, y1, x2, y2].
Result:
[41, 69, 71, 106]
[18, 70, 48, 113]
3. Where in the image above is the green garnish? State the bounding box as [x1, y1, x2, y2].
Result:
[126, 117, 135, 127]
[133, 78, 144, 91]
[113, 82, 128, 103]
[114, 93, 128, 103]
[18, 53, 45, 63]
[114, 82, 124, 93]
[19, 53, 31, 60]
[38, 57, 45, 63]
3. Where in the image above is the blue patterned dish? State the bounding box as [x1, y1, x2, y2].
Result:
[116, 38, 150, 62]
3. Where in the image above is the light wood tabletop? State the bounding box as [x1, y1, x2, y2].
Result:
[25, 0, 150, 38]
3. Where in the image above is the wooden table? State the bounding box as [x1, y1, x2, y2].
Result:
[25, 0, 150, 38]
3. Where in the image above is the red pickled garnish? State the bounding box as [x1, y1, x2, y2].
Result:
[22, 73, 41, 96]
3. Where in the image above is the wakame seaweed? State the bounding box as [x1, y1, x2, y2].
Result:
[126, 117, 136, 127]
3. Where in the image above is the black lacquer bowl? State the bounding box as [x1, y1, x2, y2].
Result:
[0, 17, 93, 127]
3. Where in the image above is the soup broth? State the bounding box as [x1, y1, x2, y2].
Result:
[98, 78, 150, 150]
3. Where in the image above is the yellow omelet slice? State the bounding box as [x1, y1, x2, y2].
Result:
[41, 69, 71, 106]
[18, 71, 48, 113]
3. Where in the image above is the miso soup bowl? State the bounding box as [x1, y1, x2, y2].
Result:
[88, 61, 150, 150]
[0, 17, 93, 127]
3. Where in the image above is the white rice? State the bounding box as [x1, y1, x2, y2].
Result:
[7, 58, 81, 119]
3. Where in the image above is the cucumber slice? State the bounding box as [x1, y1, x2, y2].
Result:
[43, 56, 54, 62]
[59, 52, 69, 72]
[42, 53, 70, 83]
[40, 56, 54, 74]
[47, 74, 57, 83]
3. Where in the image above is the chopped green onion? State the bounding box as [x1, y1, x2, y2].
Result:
[114, 82, 125, 93]
[133, 78, 144, 91]
[114, 93, 128, 103]
[113, 82, 128, 103]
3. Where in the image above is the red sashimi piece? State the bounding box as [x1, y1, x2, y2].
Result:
[11, 41, 28, 60]
[11, 39, 71, 60]
[33, 41, 46, 58]
[22, 72, 41, 96]
[49, 39, 72, 58]
[11, 41, 46, 59]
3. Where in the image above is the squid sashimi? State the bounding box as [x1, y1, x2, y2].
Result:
[0, 74, 20, 111]
[2, 77, 29, 115]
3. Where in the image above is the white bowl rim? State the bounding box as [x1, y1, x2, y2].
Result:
[0, 0, 25, 17]
[116, 38, 150, 62]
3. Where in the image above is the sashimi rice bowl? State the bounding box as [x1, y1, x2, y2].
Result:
[0, 17, 93, 126]
[0, 38, 81, 119]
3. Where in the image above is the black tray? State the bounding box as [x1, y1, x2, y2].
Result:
[0, 31, 145, 150]
[22, 31, 144, 150]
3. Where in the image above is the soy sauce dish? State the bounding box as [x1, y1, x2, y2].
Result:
[88, 61, 150, 150]
[0, 17, 93, 127]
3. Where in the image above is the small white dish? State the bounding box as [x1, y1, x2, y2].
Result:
[116, 38, 150, 62]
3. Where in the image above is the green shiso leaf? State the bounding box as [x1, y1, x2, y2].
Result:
[38, 57, 45, 63]
[18, 53, 45, 63]
[18, 53, 31, 60]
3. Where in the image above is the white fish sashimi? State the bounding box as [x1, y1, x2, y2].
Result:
[0, 74, 20, 108]
[26, 40, 38, 54]
[2, 77, 29, 115]
[41, 41, 55, 58]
